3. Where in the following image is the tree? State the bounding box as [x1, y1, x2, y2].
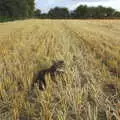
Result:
[48, 7, 69, 19]
[0, 0, 35, 20]
[39, 13, 48, 19]
[72, 5, 118, 19]
[26, 0, 35, 17]
[113, 11, 120, 17]
[73, 5, 88, 18]
[105, 7, 115, 17]
[34, 9, 41, 18]
[87, 7, 97, 18]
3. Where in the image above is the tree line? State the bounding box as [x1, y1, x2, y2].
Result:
[0, 0, 120, 22]
[0, 0, 34, 22]
[35, 5, 120, 19]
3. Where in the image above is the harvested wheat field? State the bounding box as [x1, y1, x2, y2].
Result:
[0, 19, 120, 120]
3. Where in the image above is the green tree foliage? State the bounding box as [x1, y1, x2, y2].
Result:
[94, 6, 115, 18]
[27, 0, 35, 17]
[39, 13, 48, 19]
[105, 7, 115, 17]
[34, 9, 41, 18]
[72, 5, 88, 18]
[48, 7, 69, 19]
[71, 5, 117, 19]
[113, 11, 120, 17]
[0, 0, 34, 21]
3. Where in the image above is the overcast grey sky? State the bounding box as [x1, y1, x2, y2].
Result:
[35, 0, 120, 13]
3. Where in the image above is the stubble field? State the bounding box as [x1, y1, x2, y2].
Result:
[0, 19, 120, 120]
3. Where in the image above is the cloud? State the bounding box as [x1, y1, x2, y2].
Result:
[69, 0, 109, 1]
[70, 0, 120, 10]
[35, 0, 120, 13]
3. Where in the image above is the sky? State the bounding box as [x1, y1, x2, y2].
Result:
[35, 0, 120, 13]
